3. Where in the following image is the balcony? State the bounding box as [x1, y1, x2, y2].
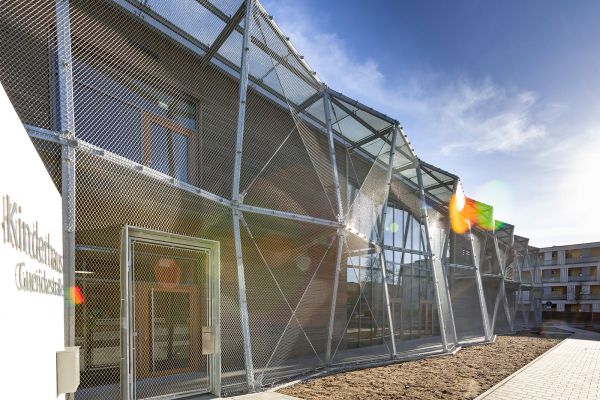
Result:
[579, 294, 600, 300]
[568, 274, 596, 282]
[565, 256, 600, 265]
[543, 293, 567, 300]
[541, 276, 561, 283]
[540, 260, 559, 266]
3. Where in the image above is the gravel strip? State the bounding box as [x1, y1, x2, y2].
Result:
[279, 334, 561, 400]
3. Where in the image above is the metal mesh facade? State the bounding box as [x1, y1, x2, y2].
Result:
[1, 0, 542, 398]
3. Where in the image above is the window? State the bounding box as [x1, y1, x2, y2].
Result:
[143, 113, 194, 182]
[72, 56, 200, 184]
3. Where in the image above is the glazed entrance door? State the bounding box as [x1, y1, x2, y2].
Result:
[120, 227, 220, 400]
[149, 289, 196, 374]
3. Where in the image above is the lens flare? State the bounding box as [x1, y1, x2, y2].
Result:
[450, 192, 497, 234]
[67, 285, 85, 305]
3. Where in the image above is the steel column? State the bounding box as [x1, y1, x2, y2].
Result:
[375, 125, 399, 357]
[325, 230, 345, 363]
[416, 164, 456, 351]
[119, 228, 134, 400]
[232, 208, 255, 390]
[468, 225, 493, 341]
[323, 89, 346, 363]
[55, 0, 77, 370]
[493, 235, 514, 333]
[231, 0, 256, 391]
[440, 205, 459, 347]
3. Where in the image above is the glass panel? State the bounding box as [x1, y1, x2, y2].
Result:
[144, 0, 226, 48]
[173, 133, 189, 182]
[151, 291, 191, 372]
[149, 125, 170, 175]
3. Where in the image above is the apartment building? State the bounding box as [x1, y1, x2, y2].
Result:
[528, 242, 600, 322]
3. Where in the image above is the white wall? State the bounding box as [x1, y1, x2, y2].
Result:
[0, 83, 65, 399]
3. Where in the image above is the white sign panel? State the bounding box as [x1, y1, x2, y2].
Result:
[0, 83, 66, 399]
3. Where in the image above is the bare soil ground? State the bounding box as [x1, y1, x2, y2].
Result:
[279, 334, 561, 400]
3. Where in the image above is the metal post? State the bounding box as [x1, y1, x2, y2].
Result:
[468, 225, 493, 341]
[323, 89, 347, 363]
[322, 90, 344, 219]
[440, 212, 458, 347]
[119, 228, 134, 400]
[492, 235, 514, 333]
[490, 280, 502, 333]
[375, 125, 399, 357]
[232, 209, 255, 390]
[231, 0, 256, 391]
[55, 0, 77, 371]
[232, 0, 253, 202]
[325, 230, 345, 363]
[416, 164, 457, 351]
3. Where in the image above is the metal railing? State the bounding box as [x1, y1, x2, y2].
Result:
[540, 260, 559, 266]
[565, 256, 600, 265]
[542, 293, 568, 300]
[579, 294, 600, 300]
[568, 275, 597, 282]
[541, 276, 561, 283]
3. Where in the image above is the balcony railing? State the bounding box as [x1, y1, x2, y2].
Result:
[542, 293, 568, 300]
[540, 260, 559, 266]
[568, 275, 597, 282]
[579, 294, 600, 300]
[541, 276, 561, 283]
[540, 256, 600, 266]
[565, 256, 600, 265]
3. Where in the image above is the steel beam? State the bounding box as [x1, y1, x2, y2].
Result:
[238, 204, 341, 228]
[25, 129, 344, 232]
[294, 90, 324, 114]
[329, 95, 380, 135]
[326, 87, 398, 126]
[231, 0, 256, 391]
[55, 0, 77, 371]
[416, 164, 457, 351]
[197, 0, 320, 91]
[348, 126, 394, 150]
[253, 0, 322, 85]
[200, 1, 246, 67]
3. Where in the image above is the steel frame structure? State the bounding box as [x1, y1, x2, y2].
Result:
[2, 0, 542, 397]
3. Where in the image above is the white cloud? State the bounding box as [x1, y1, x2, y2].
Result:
[262, 0, 552, 156]
[262, 0, 598, 246]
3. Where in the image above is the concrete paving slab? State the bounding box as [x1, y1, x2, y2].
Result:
[477, 323, 600, 400]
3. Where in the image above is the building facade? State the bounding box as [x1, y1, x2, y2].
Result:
[525, 242, 600, 320]
[1, 0, 542, 399]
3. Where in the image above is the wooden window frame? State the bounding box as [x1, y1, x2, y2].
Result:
[142, 112, 199, 183]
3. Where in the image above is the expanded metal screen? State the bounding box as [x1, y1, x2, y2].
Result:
[1, 0, 542, 398]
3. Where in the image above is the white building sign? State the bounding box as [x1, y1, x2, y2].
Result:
[0, 83, 67, 399]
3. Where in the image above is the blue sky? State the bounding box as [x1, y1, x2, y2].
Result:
[262, 0, 600, 247]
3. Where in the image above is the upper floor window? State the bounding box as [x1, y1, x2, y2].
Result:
[143, 112, 194, 182]
[72, 57, 199, 184]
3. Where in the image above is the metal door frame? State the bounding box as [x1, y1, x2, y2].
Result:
[120, 225, 221, 399]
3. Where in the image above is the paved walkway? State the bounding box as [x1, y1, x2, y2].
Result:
[477, 323, 600, 400]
